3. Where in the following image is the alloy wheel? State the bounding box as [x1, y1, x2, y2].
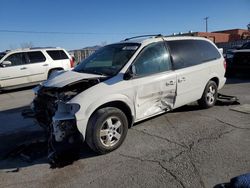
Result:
[99, 116, 123, 147]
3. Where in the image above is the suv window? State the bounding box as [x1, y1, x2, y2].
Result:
[27, 51, 46, 63]
[5, 52, 27, 66]
[167, 40, 221, 70]
[133, 42, 172, 76]
[46, 50, 69, 60]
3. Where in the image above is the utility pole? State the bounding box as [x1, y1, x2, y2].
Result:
[204, 17, 209, 32]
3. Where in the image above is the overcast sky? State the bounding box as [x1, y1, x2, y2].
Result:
[0, 0, 249, 51]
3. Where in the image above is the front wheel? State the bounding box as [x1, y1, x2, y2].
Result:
[198, 80, 218, 109]
[86, 107, 128, 154]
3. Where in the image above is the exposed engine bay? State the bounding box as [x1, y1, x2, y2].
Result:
[31, 76, 106, 164]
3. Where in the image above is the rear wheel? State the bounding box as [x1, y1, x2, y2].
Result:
[198, 80, 218, 108]
[86, 107, 128, 154]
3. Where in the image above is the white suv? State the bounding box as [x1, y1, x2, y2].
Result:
[32, 35, 226, 157]
[0, 47, 74, 90]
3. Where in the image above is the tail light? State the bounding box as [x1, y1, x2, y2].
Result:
[70, 57, 75, 68]
[223, 59, 227, 70]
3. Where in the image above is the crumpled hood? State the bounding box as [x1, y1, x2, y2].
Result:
[43, 70, 106, 88]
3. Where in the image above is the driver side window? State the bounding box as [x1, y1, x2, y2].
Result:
[133, 42, 172, 77]
[5, 53, 27, 66]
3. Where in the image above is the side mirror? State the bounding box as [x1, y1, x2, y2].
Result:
[1, 61, 12, 67]
[124, 65, 136, 80]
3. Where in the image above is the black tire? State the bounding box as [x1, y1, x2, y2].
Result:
[198, 80, 218, 109]
[86, 107, 128, 154]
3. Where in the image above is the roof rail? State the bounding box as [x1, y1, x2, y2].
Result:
[124, 34, 163, 41]
[29, 47, 57, 50]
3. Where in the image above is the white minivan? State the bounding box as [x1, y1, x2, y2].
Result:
[0, 47, 74, 90]
[32, 35, 226, 157]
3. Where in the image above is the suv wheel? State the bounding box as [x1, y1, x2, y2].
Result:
[198, 80, 218, 108]
[86, 107, 128, 154]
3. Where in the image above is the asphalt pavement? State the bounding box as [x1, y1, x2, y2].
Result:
[0, 78, 250, 188]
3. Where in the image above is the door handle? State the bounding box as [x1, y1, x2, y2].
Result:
[178, 77, 186, 83]
[43, 64, 49, 66]
[20, 67, 27, 70]
[166, 80, 175, 86]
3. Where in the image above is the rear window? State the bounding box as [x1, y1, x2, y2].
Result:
[27, 51, 46, 63]
[167, 40, 221, 70]
[46, 50, 69, 60]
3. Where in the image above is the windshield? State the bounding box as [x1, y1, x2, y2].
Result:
[0, 52, 6, 61]
[74, 43, 140, 76]
[241, 42, 250, 49]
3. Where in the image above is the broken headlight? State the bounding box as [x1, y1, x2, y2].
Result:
[56, 101, 80, 115]
[58, 91, 79, 101]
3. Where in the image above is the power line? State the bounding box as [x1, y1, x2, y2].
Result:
[0, 29, 161, 35]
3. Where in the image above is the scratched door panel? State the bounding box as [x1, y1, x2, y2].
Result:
[135, 71, 176, 120]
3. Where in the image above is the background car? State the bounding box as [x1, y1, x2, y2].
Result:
[226, 41, 250, 76]
[0, 47, 74, 90]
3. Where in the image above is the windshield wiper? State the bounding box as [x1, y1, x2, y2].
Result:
[76, 69, 108, 76]
[89, 70, 108, 76]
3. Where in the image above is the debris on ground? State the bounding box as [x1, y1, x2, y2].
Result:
[3, 136, 82, 169]
[216, 93, 240, 106]
[20, 108, 83, 168]
[4, 139, 48, 163]
[21, 109, 36, 118]
[2, 168, 20, 173]
[48, 134, 82, 168]
[230, 104, 250, 114]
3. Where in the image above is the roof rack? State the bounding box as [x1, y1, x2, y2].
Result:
[124, 34, 163, 41]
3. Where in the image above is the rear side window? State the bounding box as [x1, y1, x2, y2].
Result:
[167, 40, 221, 70]
[27, 51, 46, 63]
[46, 50, 69, 60]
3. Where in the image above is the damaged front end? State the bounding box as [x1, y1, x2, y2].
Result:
[31, 76, 104, 164]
